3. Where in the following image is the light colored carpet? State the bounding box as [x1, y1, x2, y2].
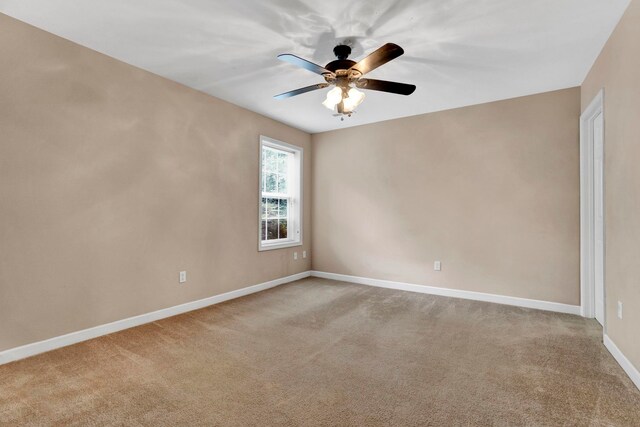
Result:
[1, 277, 639, 426]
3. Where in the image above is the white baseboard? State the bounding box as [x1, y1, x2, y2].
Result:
[604, 334, 640, 391]
[0, 271, 311, 366]
[310, 271, 581, 315]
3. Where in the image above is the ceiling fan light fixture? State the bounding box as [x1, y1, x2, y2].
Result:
[322, 86, 343, 110]
[343, 87, 365, 112]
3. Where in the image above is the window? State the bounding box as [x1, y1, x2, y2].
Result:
[259, 136, 302, 251]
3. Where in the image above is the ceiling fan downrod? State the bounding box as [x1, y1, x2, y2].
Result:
[333, 44, 351, 60]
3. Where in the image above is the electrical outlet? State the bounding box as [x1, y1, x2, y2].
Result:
[294, 252, 298, 260]
[179, 271, 187, 283]
[303, 250, 307, 259]
[617, 301, 623, 319]
[434, 261, 441, 271]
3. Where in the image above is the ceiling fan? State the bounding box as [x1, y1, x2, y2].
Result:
[274, 43, 416, 116]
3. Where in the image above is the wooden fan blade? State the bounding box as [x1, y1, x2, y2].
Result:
[277, 54, 333, 76]
[356, 78, 416, 95]
[349, 43, 404, 75]
[274, 83, 329, 100]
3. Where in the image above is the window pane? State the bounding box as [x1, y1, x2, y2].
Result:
[265, 149, 277, 172]
[267, 220, 278, 240]
[279, 199, 288, 218]
[266, 198, 279, 218]
[261, 220, 267, 241]
[261, 198, 267, 220]
[277, 174, 287, 194]
[277, 152, 288, 174]
[279, 219, 288, 239]
[265, 173, 277, 193]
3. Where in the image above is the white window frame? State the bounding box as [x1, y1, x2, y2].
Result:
[258, 136, 303, 251]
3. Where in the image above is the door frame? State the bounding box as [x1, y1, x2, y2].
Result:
[580, 89, 605, 325]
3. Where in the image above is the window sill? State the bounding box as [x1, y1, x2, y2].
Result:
[258, 240, 302, 252]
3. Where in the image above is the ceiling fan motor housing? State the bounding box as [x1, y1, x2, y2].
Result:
[324, 60, 356, 74]
[325, 44, 360, 79]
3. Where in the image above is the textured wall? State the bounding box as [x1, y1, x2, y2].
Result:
[312, 88, 581, 305]
[0, 14, 311, 351]
[581, 0, 640, 372]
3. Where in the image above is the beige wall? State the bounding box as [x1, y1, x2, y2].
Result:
[0, 14, 311, 352]
[581, 0, 640, 371]
[6, 3, 635, 367]
[312, 88, 581, 305]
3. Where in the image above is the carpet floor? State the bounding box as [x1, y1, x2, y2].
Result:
[1, 277, 639, 426]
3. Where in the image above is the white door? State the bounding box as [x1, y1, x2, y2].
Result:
[593, 112, 605, 325]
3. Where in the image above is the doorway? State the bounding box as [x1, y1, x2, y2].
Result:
[580, 90, 605, 326]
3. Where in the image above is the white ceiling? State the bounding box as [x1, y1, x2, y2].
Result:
[0, 0, 630, 133]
